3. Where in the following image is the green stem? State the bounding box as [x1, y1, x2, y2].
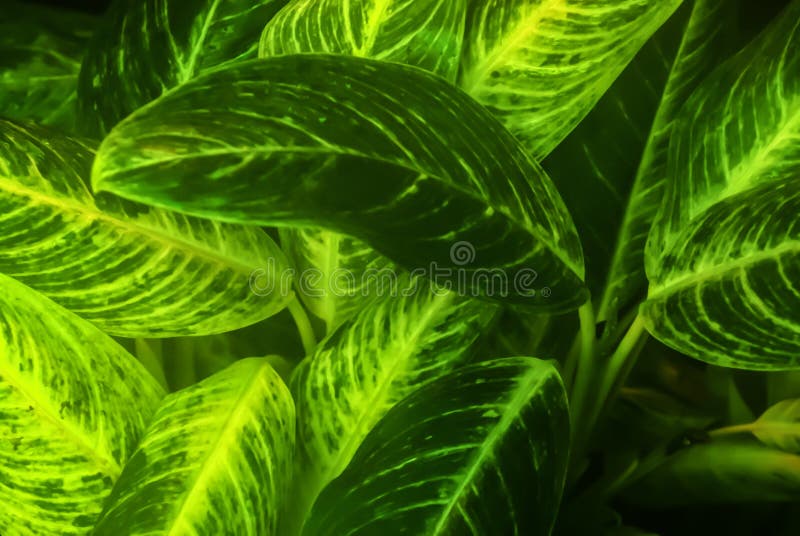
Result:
[583, 314, 648, 435]
[569, 302, 597, 431]
[289, 296, 317, 356]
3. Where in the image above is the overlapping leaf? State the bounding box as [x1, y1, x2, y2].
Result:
[543, 0, 738, 326]
[289, 286, 496, 523]
[279, 228, 394, 332]
[303, 357, 570, 535]
[260, 0, 467, 82]
[0, 119, 291, 337]
[459, 0, 682, 160]
[736, 399, 800, 452]
[643, 2, 800, 369]
[0, 1, 96, 131]
[260, 0, 466, 332]
[92, 54, 587, 310]
[0, 274, 164, 534]
[78, 0, 289, 136]
[93, 358, 295, 535]
[623, 440, 800, 505]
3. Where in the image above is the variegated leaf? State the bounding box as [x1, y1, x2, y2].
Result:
[93, 358, 295, 535]
[289, 286, 496, 523]
[260, 0, 466, 333]
[303, 357, 570, 535]
[643, 2, 800, 369]
[0, 273, 165, 534]
[279, 228, 394, 332]
[78, 0, 289, 136]
[0, 1, 96, 131]
[597, 0, 738, 323]
[0, 119, 291, 337]
[92, 55, 587, 310]
[459, 0, 682, 160]
[260, 0, 467, 82]
[543, 0, 738, 326]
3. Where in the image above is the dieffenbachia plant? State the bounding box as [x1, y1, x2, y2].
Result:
[2, 0, 800, 534]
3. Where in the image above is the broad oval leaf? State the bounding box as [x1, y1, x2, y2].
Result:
[303, 357, 570, 535]
[0, 1, 96, 131]
[459, 0, 682, 160]
[92, 54, 587, 310]
[290, 286, 496, 517]
[260, 0, 467, 82]
[78, 0, 289, 136]
[0, 119, 291, 337]
[622, 440, 800, 506]
[643, 2, 800, 369]
[0, 273, 165, 534]
[279, 228, 394, 332]
[93, 358, 295, 536]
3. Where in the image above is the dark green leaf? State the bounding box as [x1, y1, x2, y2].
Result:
[78, 0, 289, 136]
[0, 1, 97, 130]
[303, 357, 570, 535]
[92, 55, 587, 310]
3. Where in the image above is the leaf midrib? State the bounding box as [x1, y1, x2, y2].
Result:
[0, 348, 121, 477]
[647, 239, 800, 300]
[0, 175, 260, 276]
[178, 0, 222, 82]
[323, 292, 455, 483]
[165, 362, 274, 536]
[431, 363, 551, 535]
[461, 0, 565, 94]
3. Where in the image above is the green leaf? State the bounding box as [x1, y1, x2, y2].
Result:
[0, 119, 292, 337]
[260, 0, 467, 333]
[92, 54, 587, 310]
[459, 0, 682, 160]
[622, 440, 800, 506]
[0, 1, 96, 131]
[92, 358, 295, 535]
[543, 0, 738, 324]
[77, 0, 289, 136]
[643, 1, 800, 370]
[260, 0, 467, 82]
[0, 273, 165, 534]
[279, 228, 394, 332]
[303, 357, 570, 535]
[289, 287, 496, 523]
[742, 399, 800, 453]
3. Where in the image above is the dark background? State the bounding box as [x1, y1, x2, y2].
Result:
[15, 0, 800, 534]
[30, 0, 111, 13]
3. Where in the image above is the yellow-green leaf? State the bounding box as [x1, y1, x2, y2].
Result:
[459, 0, 682, 160]
[0, 274, 165, 534]
[0, 119, 291, 337]
[260, 0, 467, 82]
[289, 286, 497, 528]
[643, 1, 800, 370]
[93, 358, 295, 535]
[279, 228, 394, 332]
